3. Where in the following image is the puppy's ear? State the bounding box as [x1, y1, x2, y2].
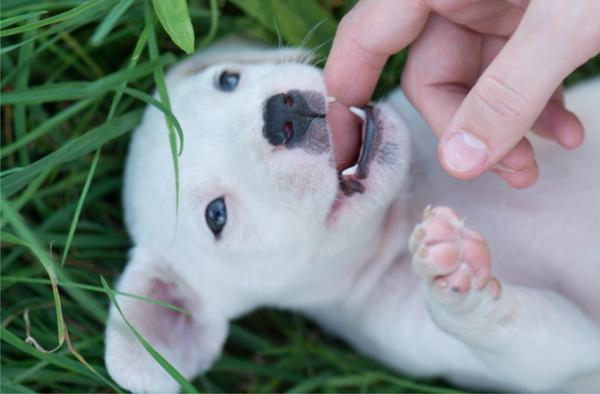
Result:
[105, 247, 227, 393]
[167, 36, 310, 83]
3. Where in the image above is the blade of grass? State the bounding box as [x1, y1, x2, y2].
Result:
[145, 3, 182, 213]
[12, 13, 38, 166]
[59, 148, 100, 267]
[59, 22, 148, 271]
[0, 377, 36, 394]
[0, 54, 175, 105]
[2, 199, 65, 351]
[1, 276, 191, 315]
[11, 168, 52, 211]
[198, 0, 219, 47]
[0, 98, 96, 158]
[1, 327, 121, 392]
[285, 372, 334, 393]
[151, 0, 195, 54]
[90, 0, 135, 46]
[1, 199, 119, 390]
[1, 25, 72, 89]
[0, 0, 107, 37]
[59, 31, 104, 78]
[0, 10, 47, 29]
[1, 109, 142, 197]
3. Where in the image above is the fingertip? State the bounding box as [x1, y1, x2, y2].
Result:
[532, 100, 585, 150]
[490, 138, 538, 188]
[556, 111, 585, 150]
[497, 137, 535, 172]
[327, 102, 360, 170]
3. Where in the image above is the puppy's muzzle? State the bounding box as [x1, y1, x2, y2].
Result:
[263, 90, 325, 148]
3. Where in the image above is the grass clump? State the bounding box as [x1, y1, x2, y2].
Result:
[1, 1, 599, 392]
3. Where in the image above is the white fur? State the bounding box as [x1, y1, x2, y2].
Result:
[105, 39, 600, 392]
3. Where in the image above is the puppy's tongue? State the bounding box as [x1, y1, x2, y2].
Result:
[327, 102, 361, 171]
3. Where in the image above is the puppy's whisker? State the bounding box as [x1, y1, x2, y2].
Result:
[310, 55, 327, 67]
[299, 19, 326, 52]
[272, 17, 283, 51]
[299, 40, 330, 66]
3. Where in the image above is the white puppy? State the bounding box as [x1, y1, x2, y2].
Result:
[105, 39, 600, 392]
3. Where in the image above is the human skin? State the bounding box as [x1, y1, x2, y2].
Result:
[325, 0, 600, 188]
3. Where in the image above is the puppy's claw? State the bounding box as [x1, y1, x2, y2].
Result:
[417, 245, 428, 258]
[413, 225, 425, 241]
[423, 204, 433, 219]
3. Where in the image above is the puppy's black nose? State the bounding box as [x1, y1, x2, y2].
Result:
[263, 90, 324, 147]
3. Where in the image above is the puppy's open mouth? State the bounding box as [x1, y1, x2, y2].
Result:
[335, 106, 377, 197]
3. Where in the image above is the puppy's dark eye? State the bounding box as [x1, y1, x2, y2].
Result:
[205, 197, 227, 238]
[217, 71, 239, 92]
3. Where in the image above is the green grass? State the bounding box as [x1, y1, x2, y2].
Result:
[1, 1, 599, 393]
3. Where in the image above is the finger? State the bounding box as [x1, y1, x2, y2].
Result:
[325, 0, 430, 107]
[402, 14, 481, 136]
[402, 16, 538, 189]
[325, 0, 430, 169]
[481, 36, 584, 150]
[495, 137, 535, 172]
[438, 1, 584, 179]
[531, 92, 585, 149]
[492, 137, 538, 189]
[329, 102, 361, 169]
[427, 0, 524, 36]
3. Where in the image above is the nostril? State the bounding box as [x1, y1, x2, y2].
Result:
[283, 121, 294, 142]
[283, 94, 294, 107]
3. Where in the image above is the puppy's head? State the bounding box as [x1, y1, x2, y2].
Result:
[106, 38, 411, 391]
[127, 38, 410, 256]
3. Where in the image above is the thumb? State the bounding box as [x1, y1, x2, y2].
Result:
[439, 4, 582, 179]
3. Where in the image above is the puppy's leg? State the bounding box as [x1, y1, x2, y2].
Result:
[105, 247, 228, 393]
[410, 206, 600, 391]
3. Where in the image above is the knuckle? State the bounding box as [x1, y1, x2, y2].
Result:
[337, 13, 354, 34]
[473, 74, 532, 124]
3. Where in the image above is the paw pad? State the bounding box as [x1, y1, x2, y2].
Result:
[410, 205, 501, 304]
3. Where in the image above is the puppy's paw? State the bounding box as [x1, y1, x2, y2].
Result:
[409, 206, 501, 308]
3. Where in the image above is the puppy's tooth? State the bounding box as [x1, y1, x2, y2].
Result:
[341, 164, 358, 176]
[349, 106, 367, 121]
[326, 96, 336, 103]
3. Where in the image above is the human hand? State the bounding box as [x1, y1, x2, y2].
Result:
[325, 0, 600, 188]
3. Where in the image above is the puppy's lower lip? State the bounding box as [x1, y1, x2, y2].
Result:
[350, 105, 376, 180]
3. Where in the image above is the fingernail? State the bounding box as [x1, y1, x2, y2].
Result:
[491, 163, 516, 173]
[443, 130, 489, 173]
